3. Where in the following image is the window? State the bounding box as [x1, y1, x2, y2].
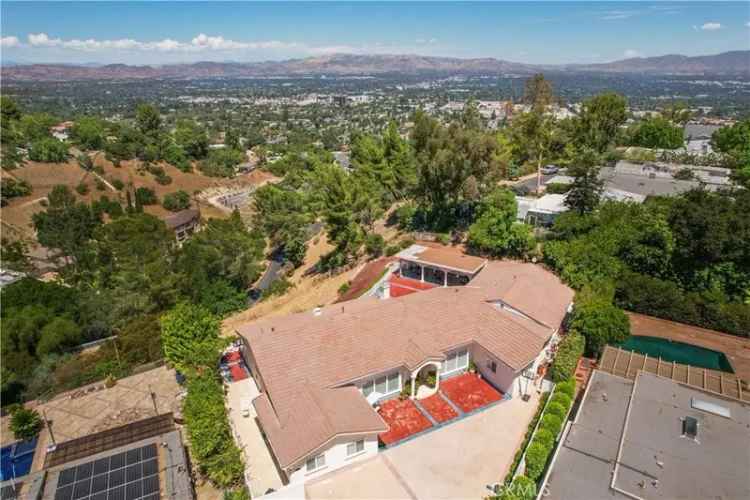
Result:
[457, 350, 469, 369]
[306, 453, 325, 473]
[682, 416, 698, 439]
[386, 373, 401, 393]
[441, 349, 469, 375]
[346, 440, 365, 456]
[488, 360, 497, 373]
[375, 376, 387, 394]
[361, 380, 374, 397]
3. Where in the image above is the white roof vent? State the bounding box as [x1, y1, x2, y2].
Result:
[691, 398, 731, 419]
[313, 307, 323, 317]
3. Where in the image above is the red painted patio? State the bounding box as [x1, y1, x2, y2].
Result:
[389, 273, 437, 298]
[377, 398, 432, 446]
[377, 373, 503, 446]
[419, 393, 458, 423]
[440, 373, 503, 413]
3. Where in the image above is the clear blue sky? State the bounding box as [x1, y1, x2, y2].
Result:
[1, 1, 748, 65]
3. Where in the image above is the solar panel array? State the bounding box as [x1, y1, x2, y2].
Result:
[54, 443, 160, 500]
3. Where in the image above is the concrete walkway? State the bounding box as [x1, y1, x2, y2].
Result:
[304, 391, 542, 500]
[226, 377, 284, 497]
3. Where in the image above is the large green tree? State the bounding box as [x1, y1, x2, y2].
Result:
[32, 185, 101, 276]
[467, 187, 533, 257]
[160, 302, 221, 374]
[573, 93, 628, 153]
[564, 149, 603, 215]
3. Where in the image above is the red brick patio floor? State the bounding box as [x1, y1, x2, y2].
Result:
[377, 398, 433, 446]
[419, 393, 459, 423]
[440, 373, 503, 413]
[389, 274, 438, 298]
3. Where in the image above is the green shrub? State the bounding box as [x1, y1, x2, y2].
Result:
[394, 203, 417, 229]
[135, 187, 158, 206]
[261, 278, 292, 301]
[163, 190, 191, 212]
[111, 179, 125, 191]
[10, 407, 43, 441]
[75, 182, 89, 195]
[540, 414, 562, 436]
[524, 442, 550, 482]
[549, 331, 585, 382]
[504, 392, 550, 485]
[570, 296, 630, 356]
[183, 374, 244, 487]
[338, 282, 351, 295]
[532, 428, 555, 449]
[155, 174, 172, 185]
[365, 233, 385, 257]
[545, 402, 567, 421]
[550, 392, 572, 411]
[385, 244, 401, 257]
[500, 475, 536, 500]
[95, 179, 106, 191]
[400, 238, 415, 249]
[545, 182, 570, 194]
[556, 380, 576, 399]
[436, 233, 451, 245]
[28, 137, 69, 163]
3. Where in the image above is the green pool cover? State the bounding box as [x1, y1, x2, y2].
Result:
[619, 336, 734, 373]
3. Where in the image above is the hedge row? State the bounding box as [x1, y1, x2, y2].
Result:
[504, 392, 550, 486]
[549, 332, 585, 383]
[183, 374, 245, 488]
[523, 382, 575, 482]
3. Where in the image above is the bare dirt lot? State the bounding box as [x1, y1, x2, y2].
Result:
[1, 156, 277, 243]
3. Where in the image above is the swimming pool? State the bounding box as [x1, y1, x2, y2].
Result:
[620, 336, 734, 373]
[0, 438, 37, 481]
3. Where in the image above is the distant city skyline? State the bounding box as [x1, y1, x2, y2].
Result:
[1, 1, 749, 65]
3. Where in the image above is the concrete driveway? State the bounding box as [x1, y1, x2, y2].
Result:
[305, 391, 541, 500]
[226, 377, 284, 497]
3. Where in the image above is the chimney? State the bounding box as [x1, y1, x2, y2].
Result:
[379, 282, 391, 300]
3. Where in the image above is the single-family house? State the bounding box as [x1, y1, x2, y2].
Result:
[236, 261, 573, 486]
[164, 208, 200, 244]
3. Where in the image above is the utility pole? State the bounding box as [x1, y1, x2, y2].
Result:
[42, 410, 57, 451]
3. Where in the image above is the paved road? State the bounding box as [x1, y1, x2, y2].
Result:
[247, 221, 325, 305]
[515, 173, 556, 193]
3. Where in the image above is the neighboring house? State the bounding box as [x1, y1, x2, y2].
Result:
[50, 121, 74, 141]
[541, 369, 750, 500]
[516, 194, 567, 227]
[396, 244, 487, 286]
[332, 151, 351, 171]
[684, 123, 721, 155]
[0, 269, 25, 288]
[164, 209, 200, 244]
[236, 261, 573, 486]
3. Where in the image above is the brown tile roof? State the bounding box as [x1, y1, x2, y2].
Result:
[254, 385, 387, 468]
[238, 263, 572, 468]
[164, 208, 200, 230]
[470, 261, 575, 329]
[399, 246, 487, 274]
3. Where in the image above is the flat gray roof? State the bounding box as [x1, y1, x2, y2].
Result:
[543, 370, 750, 500]
[599, 167, 722, 197]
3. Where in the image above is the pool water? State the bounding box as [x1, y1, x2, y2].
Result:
[620, 336, 734, 373]
[0, 438, 36, 481]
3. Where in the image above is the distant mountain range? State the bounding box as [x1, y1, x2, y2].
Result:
[3, 51, 748, 81]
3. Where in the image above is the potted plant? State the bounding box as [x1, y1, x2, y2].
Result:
[469, 360, 477, 374]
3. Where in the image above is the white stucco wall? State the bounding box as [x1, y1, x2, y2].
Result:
[471, 345, 521, 396]
[285, 435, 379, 485]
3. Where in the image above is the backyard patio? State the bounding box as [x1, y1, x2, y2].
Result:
[376, 373, 504, 446]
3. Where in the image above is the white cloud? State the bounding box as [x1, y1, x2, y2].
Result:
[700, 22, 723, 31]
[21, 32, 301, 53]
[623, 49, 642, 58]
[1, 36, 20, 48]
[745, 21, 750, 28]
[28, 33, 62, 47]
